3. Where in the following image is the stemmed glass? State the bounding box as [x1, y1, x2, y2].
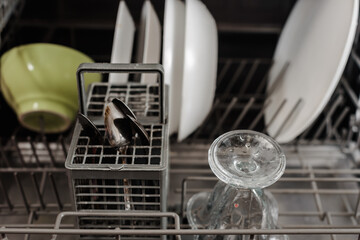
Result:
[186, 130, 288, 240]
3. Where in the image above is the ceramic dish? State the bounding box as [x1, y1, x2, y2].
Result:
[162, 0, 185, 135]
[178, 0, 218, 141]
[137, 0, 161, 84]
[0, 43, 101, 133]
[108, 1, 135, 84]
[264, 0, 359, 143]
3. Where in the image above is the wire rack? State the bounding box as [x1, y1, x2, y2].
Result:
[1, 56, 360, 239]
[2, 18, 360, 240]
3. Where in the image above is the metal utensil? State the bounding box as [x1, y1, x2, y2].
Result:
[77, 113, 103, 145]
[77, 98, 150, 150]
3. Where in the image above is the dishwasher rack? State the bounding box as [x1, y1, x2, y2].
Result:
[2, 0, 360, 238]
[1, 123, 360, 240]
[1, 54, 360, 240]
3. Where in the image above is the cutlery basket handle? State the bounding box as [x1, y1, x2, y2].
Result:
[76, 63, 165, 123]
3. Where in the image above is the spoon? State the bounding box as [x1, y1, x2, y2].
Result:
[77, 113, 103, 145]
[77, 98, 150, 149]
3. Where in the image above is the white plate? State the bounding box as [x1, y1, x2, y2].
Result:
[178, 0, 218, 141]
[109, 1, 135, 84]
[163, 0, 185, 135]
[264, 0, 359, 143]
[137, 0, 161, 84]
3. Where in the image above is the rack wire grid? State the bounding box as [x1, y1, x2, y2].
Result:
[1, 40, 360, 240]
[1, 57, 360, 240]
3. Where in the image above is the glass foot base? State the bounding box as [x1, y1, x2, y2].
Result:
[186, 191, 210, 229]
[186, 190, 289, 240]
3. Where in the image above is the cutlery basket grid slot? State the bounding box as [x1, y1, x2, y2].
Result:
[66, 121, 167, 214]
[74, 178, 161, 211]
[69, 124, 164, 167]
[87, 83, 161, 119]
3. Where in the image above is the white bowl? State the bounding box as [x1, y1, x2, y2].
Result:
[178, 0, 218, 141]
[162, 0, 185, 135]
[264, 0, 359, 143]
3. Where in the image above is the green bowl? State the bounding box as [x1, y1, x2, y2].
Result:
[0, 43, 101, 133]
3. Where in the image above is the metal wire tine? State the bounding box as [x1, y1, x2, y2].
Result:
[255, 60, 274, 94]
[115, 227, 121, 240]
[248, 99, 271, 130]
[24, 211, 36, 240]
[223, 60, 247, 95]
[28, 136, 41, 167]
[266, 61, 290, 98]
[347, 114, 356, 141]
[191, 98, 221, 142]
[12, 136, 26, 167]
[210, 97, 238, 139]
[239, 59, 260, 95]
[308, 165, 325, 221]
[325, 107, 350, 141]
[31, 172, 45, 209]
[354, 191, 360, 218]
[180, 178, 188, 219]
[0, 177, 13, 210]
[351, 50, 360, 69]
[59, 135, 68, 158]
[263, 99, 287, 133]
[345, 127, 354, 148]
[0, 138, 10, 167]
[39, 171, 48, 196]
[312, 95, 343, 142]
[216, 58, 232, 87]
[325, 212, 336, 240]
[42, 135, 56, 167]
[49, 173, 63, 210]
[340, 77, 360, 109]
[341, 195, 358, 225]
[231, 97, 256, 130]
[14, 172, 30, 213]
[274, 98, 303, 139]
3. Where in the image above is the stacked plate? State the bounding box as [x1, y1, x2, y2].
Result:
[110, 0, 218, 141]
[111, 0, 359, 143]
[110, 0, 161, 85]
[264, 0, 358, 143]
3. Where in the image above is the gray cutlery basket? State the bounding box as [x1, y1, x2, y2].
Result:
[65, 63, 168, 219]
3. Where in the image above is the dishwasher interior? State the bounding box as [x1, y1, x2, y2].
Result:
[1, 0, 360, 239]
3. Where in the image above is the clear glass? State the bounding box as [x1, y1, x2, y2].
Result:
[186, 130, 288, 240]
